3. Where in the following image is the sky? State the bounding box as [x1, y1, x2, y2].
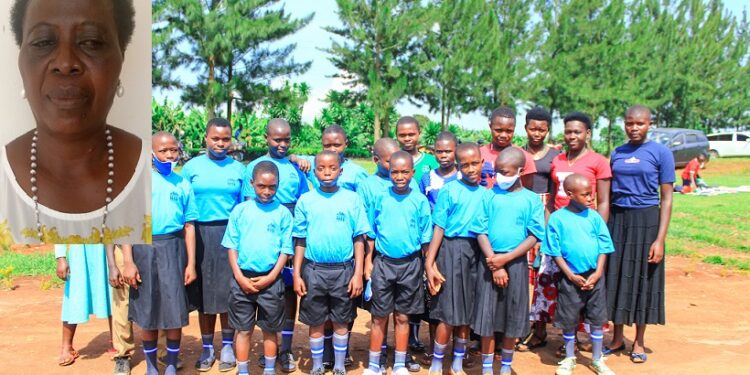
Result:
[153, 0, 749, 136]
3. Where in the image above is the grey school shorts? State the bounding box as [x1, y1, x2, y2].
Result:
[370, 251, 425, 318]
[228, 270, 286, 332]
[298, 260, 355, 326]
[554, 269, 608, 332]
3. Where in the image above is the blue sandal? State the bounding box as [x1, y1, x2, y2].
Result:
[602, 343, 625, 356]
[630, 352, 648, 363]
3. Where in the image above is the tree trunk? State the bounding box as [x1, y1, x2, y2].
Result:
[383, 110, 390, 138]
[207, 55, 216, 119]
[606, 116, 613, 155]
[226, 63, 233, 124]
[374, 112, 382, 141]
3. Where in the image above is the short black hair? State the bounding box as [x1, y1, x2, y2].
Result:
[315, 150, 341, 166]
[11, 0, 136, 52]
[490, 106, 516, 122]
[455, 142, 480, 164]
[389, 150, 414, 169]
[322, 124, 348, 140]
[435, 131, 458, 145]
[266, 118, 290, 134]
[563, 111, 592, 130]
[525, 106, 552, 125]
[625, 104, 652, 119]
[396, 116, 420, 132]
[206, 117, 231, 133]
[252, 160, 279, 181]
[495, 147, 526, 170]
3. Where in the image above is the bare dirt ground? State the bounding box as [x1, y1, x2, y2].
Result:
[1, 256, 749, 375]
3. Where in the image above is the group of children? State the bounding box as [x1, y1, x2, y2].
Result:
[129, 112, 618, 375]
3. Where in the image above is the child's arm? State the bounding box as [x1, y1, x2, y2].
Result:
[54, 245, 69, 281]
[292, 238, 307, 297]
[424, 226, 446, 295]
[105, 244, 123, 288]
[121, 244, 141, 290]
[365, 237, 375, 280]
[477, 234, 496, 269]
[250, 253, 287, 293]
[487, 235, 537, 271]
[582, 253, 607, 291]
[183, 222, 197, 286]
[596, 179, 611, 222]
[349, 235, 365, 298]
[553, 256, 586, 288]
[227, 249, 258, 294]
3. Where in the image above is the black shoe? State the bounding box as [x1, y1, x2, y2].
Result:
[409, 341, 426, 354]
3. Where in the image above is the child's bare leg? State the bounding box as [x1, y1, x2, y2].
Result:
[332, 322, 350, 372]
[393, 312, 410, 372]
[429, 322, 453, 373]
[235, 329, 252, 375]
[262, 330, 279, 374]
[480, 336, 495, 375]
[607, 323, 625, 350]
[633, 324, 647, 353]
[59, 322, 77, 364]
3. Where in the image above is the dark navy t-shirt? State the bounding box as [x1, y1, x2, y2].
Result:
[610, 141, 675, 208]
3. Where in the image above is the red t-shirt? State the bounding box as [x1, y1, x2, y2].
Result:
[681, 158, 701, 180]
[550, 150, 612, 210]
[480, 144, 537, 188]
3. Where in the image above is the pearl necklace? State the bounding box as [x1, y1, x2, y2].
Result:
[30, 127, 114, 242]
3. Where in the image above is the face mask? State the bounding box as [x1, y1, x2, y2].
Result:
[319, 176, 339, 188]
[208, 147, 229, 159]
[568, 199, 589, 211]
[152, 153, 177, 175]
[495, 172, 519, 190]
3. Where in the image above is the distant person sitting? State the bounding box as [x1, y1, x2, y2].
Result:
[679, 153, 708, 193]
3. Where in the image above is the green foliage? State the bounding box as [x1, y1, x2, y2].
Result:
[0, 251, 56, 277]
[315, 90, 376, 151]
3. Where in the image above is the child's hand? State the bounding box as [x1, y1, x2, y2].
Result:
[122, 262, 141, 290]
[56, 257, 69, 281]
[569, 274, 587, 288]
[486, 254, 509, 271]
[348, 274, 363, 298]
[108, 265, 124, 288]
[293, 275, 307, 297]
[250, 275, 273, 291]
[582, 272, 601, 291]
[289, 155, 311, 173]
[648, 240, 665, 264]
[184, 265, 197, 286]
[426, 265, 446, 296]
[492, 268, 509, 288]
[238, 276, 259, 294]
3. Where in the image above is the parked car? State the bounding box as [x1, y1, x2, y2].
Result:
[647, 128, 709, 167]
[707, 132, 750, 158]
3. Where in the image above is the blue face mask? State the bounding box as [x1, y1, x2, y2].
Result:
[495, 172, 520, 190]
[319, 176, 339, 188]
[208, 147, 229, 159]
[152, 153, 177, 175]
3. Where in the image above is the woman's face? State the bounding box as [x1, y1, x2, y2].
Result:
[563, 120, 590, 152]
[17, 0, 123, 135]
[525, 119, 549, 146]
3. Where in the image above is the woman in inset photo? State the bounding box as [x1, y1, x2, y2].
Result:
[0, 0, 151, 244]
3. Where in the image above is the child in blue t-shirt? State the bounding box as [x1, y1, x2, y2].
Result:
[363, 151, 432, 375]
[222, 161, 294, 375]
[424, 142, 486, 375]
[241, 118, 307, 370]
[292, 125, 368, 192]
[419, 131, 461, 208]
[292, 151, 371, 375]
[123, 131, 198, 375]
[472, 148, 545, 375]
[542, 173, 615, 375]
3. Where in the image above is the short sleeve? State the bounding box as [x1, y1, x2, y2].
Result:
[541, 218, 562, 257]
[469, 192, 490, 236]
[292, 199, 308, 238]
[353, 168, 368, 192]
[418, 173, 428, 195]
[418, 197, 434, 244]
[54, 244, 68, 258]
[595, 154, 613, 179]
[527, 195, 546, 241]
[522, 149, 537, 175]
[431, 187, 451, 229]
[658, 145, 676, 184]
[180, 160, 194, 181]
[358, 180, 373, 211]
[183, 183, 199, 222]
[220, 207, 241, 250]
[366, 193, 380, 239]
[295, 167, 309, 198]
[242, 162, 255, 199]
[279, 210, 294, 256]
[351, 195, 372, 238]
[595, 215, 615, 255]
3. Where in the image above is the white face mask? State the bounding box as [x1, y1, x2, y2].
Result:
[495, 172, 520, 190]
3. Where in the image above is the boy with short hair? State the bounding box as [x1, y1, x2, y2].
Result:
[425, 142, 487, 375]
[680, 153, 708, 192]
[293, 150, 371, 375]
[242, 118, 308, 372]
[420, 131, 461, 208]
[223, 161, 294, 375]
[396, 116, 439, 182]
[543, 174, 615, 375]
[472, 148, 545, 375]
[363, 151, 433, 375]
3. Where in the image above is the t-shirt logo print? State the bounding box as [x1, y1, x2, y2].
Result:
[227, 178, 237, 187]
[169, 192, 180, 202]
[336, 212, 346, 222]
[267, 223, 276, 233]
[624, 156, 640, 164]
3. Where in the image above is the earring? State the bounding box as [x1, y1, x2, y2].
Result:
[116, 80, 124, 97]
[20, 89, 25, 99]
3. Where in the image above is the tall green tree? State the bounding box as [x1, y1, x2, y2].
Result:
[152, 0, 312, 119]
[325, 0, 432, 140]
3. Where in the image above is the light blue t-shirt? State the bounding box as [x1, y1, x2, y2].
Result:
[432, 179, 485, 238]
[221, 199, 294, 273]
[472, 187, 545, 253]
[358, 173, 420, 212]
[181, 154, 244, 221]
[419, 169, 461, 208]
[541, 208, 615, 274]
[293, 188, 371, 263]
[370, 188, 433, 258]
[152, 170, 199, 235]
[300, 155, 368, 192]
[242, 156, 309, 204]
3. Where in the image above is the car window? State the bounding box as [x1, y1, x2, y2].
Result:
[649, 131, 671, 145]
[713, 134, 733, 141]
[737, 134, 749, 142]
[707, 135, 718, 141]
[671, 134, 685, 145]
[686, 134, 699, 143]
